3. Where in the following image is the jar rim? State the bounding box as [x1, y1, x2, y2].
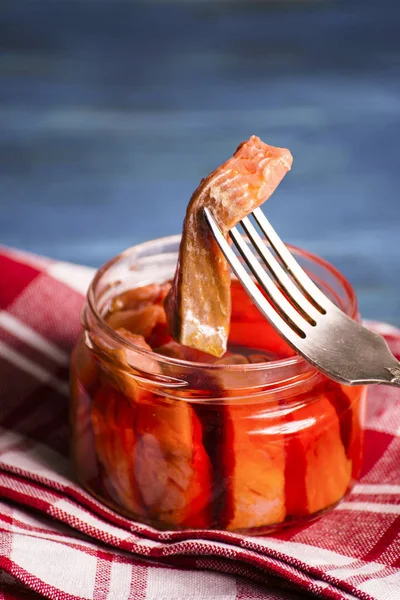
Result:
[87, 234, 358, 376]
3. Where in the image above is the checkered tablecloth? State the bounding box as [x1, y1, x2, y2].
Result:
[0, 245, 399, 600]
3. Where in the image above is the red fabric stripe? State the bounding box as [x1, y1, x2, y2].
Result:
[361, 514, 400, 565]
[360, 430, 394, 478]
[349, 492, 400, 504]
[0, 512, 69, 539]
[288, 509, 397, 560]
[93, 550, 112, 599]
[8, 274, 83, 351]
[0, 257, 40, 310]
[0, 486, 54, 515]
[128, 563, 148, 600]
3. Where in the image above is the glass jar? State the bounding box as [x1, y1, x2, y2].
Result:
[70, 235, 366, 534]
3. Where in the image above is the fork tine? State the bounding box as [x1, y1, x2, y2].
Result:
[240, 215, 321, 324]
[229, 227, 310, 337]
[252, 207, 328, 312]
[203, 208, 308, 341]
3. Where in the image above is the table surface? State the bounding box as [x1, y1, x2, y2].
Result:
[0, 0, 399, 325]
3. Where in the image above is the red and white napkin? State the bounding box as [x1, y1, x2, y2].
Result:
[0, 245, 399, 600]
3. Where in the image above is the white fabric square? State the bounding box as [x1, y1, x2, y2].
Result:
[326, 561, 386, 579]
[146, 567, 237, 600]
[11, 534, 97, 598]
[108, 561, 133, 599]
[359, 570, 400, 600]
[47, 262, 95, 294]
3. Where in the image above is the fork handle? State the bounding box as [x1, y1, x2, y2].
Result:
[314, 324, 400, 388]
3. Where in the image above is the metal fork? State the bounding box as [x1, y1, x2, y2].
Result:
[203, 207, 400, 387]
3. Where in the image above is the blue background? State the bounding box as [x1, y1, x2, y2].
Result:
[0, 0, 399, 325]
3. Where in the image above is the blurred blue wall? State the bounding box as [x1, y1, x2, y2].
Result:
[0, 0, 399, 324]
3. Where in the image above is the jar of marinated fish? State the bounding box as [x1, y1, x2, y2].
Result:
[70, 235, 366, 534]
